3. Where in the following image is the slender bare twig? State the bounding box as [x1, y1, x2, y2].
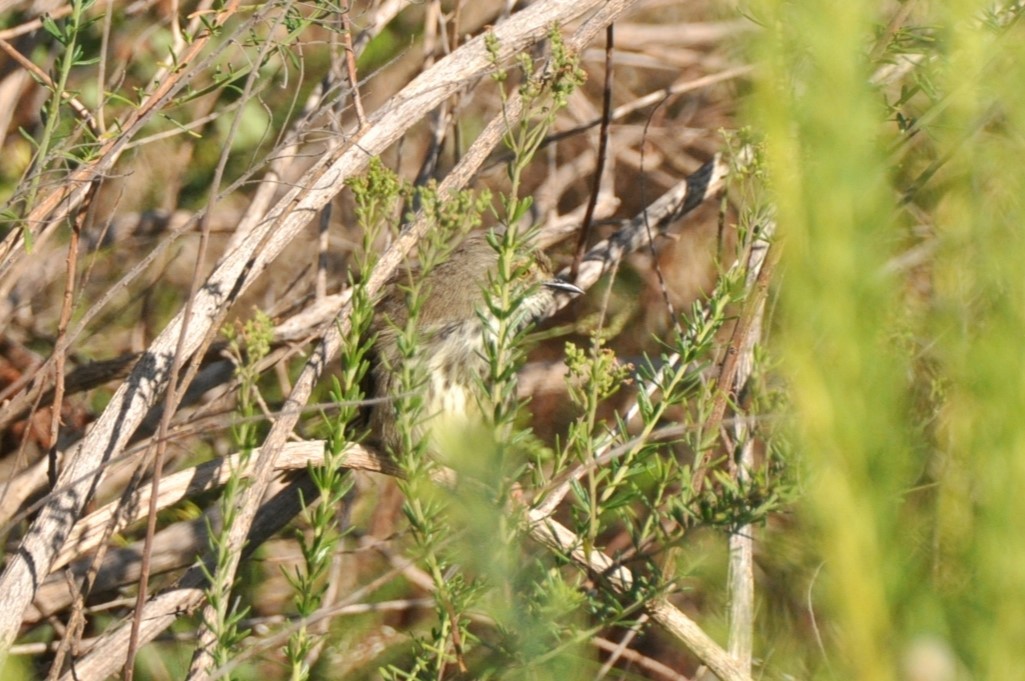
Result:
[570, 23, 614, 279]
[593, 633, 691, 681]
[47, 181, 97, 484]
[340, 0, 368, 128]
[41, 180, 98, 679]
[500, 65, 753, 163]
[693, 222, 779, 493]
[595, 613, 648, 679]
[725, 218, 777, 674]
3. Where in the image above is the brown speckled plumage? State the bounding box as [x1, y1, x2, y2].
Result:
[368, 233, 580, 454]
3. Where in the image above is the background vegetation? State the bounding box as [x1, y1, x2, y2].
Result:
[1, 0, 1023, 679]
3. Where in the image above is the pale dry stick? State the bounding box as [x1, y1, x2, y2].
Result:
[56, 473, 326, 681]
[46, 441, 377, 573]
[595, 613, 649, 680]
[726, 217, 776, 674]
[570, 23, 614, 279]
[161, 0, 219, 91]
[612, 20, 753, 47]
[316, 204, 332, 300]
[47, 572, 84, 681]
[54, 441, 385, 570]
[46, 4, 641, 676]
[527, 508, 752, 681]
[592, 635, 691, 681]
[410, 0, 454, 191]
[122, 102, 248, 150]
[727, 454, 756, 672]
[30, 519, 224, 626]
[169, 0, 184, 63]
[124, 12, 294, 674]
[535, 191, 620, 248]
[307, 5, 344, 303]
[559, 152, 730, 296]
[352, 0, 407, 54]
[0, 61, 28, 144]
[533, 147, 597, 218]
[46, 182, 97, 478]
[693, 226, 780, 493]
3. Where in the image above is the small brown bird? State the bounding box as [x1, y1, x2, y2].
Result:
[368, 233, 583, 454]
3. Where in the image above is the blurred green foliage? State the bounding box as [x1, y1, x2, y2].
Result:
[747, 0, 1025, 678]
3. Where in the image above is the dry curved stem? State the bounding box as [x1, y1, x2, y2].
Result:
[0, 5, 75, 41]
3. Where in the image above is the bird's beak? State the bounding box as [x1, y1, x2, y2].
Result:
[543, 279, 585, 296]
